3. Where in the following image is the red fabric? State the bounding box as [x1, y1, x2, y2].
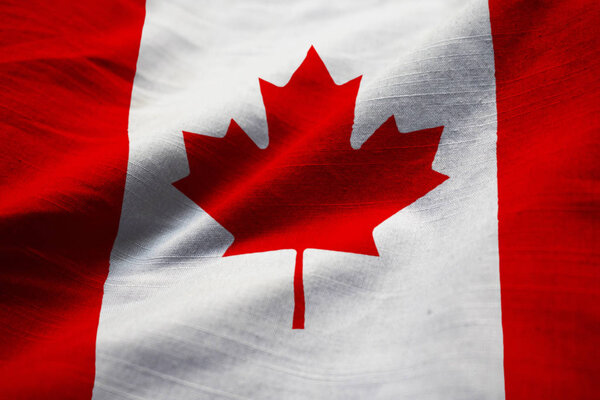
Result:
[2, 0, 599, 398]
[489, 0, 600, 398]
[0, 1, 145, 398]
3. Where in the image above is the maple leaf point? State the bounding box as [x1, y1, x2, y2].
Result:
[174, 46, 448, 328]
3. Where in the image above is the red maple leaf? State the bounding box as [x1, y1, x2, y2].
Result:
[174, 47, 448, 329]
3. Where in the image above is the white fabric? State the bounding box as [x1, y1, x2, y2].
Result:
[93, 0, 504, 398]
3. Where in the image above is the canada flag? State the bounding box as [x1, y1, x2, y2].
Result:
[1, 1, 598, 400]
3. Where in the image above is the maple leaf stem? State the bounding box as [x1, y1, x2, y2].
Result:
[292, 249, 306, 329]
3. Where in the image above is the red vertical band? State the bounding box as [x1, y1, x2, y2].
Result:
[489, 1, 600, 398]
[0, 1, 145, 398]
